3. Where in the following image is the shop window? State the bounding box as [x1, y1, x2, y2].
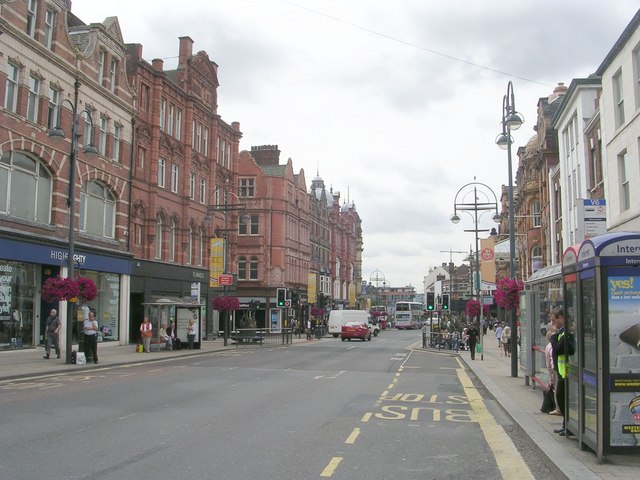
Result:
[0, 151, 52, 223]
[75, 271, 121, 343]
[79, 180, 115, 238]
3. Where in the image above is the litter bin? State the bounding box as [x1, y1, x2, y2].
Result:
[380, 319, 387, 330]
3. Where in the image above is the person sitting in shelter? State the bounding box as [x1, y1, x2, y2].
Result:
[159, 322, 173, 351]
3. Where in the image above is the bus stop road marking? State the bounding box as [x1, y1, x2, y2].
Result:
[320, 457, 343, 477]
[345, 428, 360, 444]
[456, 364, 534, 480]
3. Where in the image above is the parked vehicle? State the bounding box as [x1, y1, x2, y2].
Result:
[328, 310, 371, 338]
[341, 321, 372, 342]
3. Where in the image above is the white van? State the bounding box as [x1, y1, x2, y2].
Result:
[328, 310, 376, 338]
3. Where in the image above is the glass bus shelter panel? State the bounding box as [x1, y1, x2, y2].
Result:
[580, 272, 598, 441]
[607, 267, 640, 448]
[518, 292, 528, 373]
[563, 277, 580, 439]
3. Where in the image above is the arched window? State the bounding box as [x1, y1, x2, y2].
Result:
[238, 256, 247, 280]
[0, 151, 51, 223]
[155, 215, 163, 259]
[249, 257, 259, 280]
[531, 245, 542, 273]
[169, 219, 176, 262]
[79, 180, 115, 238]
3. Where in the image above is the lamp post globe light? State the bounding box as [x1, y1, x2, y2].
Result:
[48, 79, 98, 364]
[496, 80, 524, 377]
[450, 180, 501, 361]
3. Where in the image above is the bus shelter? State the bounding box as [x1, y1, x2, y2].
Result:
[523, 262, 563, 387]
[563, 232, 640, 461]
[142, 297, 203, 349]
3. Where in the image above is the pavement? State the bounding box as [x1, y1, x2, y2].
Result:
[1, 335, 639, 480]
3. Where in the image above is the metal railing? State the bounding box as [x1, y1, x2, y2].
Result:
[228, 328, 294, 346]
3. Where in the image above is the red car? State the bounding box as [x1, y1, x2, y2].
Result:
[341, 321, 372, 342]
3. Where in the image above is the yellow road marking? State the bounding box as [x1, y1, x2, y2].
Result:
[361, 412, 372, 422]
[456, 360, 534, 480]
[345, 428, 360, 444]
[320, 457, 342, 477]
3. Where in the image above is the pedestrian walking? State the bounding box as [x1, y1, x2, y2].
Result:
[467, 322, 479, 360]
[83, 310, 99, 364]
[43, 309, 61, 359]
[140, 317, 152, 352]
[495, 323, 504, 350]
[550, 307, 575, 436]
[501, 325, 511, 357]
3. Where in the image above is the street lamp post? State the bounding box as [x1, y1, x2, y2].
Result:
[48, 79, 98, 364]
[451, 181, 501, 361]
[496, 81, 524, 377]
[207, 188, 249, 346]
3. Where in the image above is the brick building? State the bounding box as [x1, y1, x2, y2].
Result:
[0, 1, 134, 349]
[125, 35, 242, 339]
[237, 145, 311, 328]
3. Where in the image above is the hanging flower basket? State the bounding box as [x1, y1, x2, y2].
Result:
[76, 276, 98, 301]
[493, 277, 524, 312]
[212, 295, 240, 311]
[310, 307, 325, 318]
[465, 299, 481, 318]
[41, 276, 81, 303]
[41, 276, 98, 303]
[464, 300, 490, 318]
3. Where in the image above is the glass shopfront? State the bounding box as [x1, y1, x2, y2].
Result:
[73, 270, 121, 343]
[0, 261, 38, 349]
[0, 236, 131, 350]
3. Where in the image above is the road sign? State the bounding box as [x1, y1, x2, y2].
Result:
[285, 300, 291, 308]
[218, 274, 234, 286]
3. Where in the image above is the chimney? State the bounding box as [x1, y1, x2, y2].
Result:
[250, 145, 281, 166]
[179, 36, 194, 63]
[151, 58, 164, 71]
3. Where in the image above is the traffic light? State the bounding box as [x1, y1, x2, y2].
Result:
[277, 288, 286, 307]
[426, 292, 435, 310]
[442, 294, 449, 310]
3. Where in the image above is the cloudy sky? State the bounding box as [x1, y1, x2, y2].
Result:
[73, 0, 638, 290]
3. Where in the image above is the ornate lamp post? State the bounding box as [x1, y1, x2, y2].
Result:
[451, 181, 501, 360]
[495, 81, 524, 377]
[207, 187, 249, 345]
[48, 79, 98, 364]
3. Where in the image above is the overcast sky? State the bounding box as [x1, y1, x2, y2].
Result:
[73, 0, 639, 291]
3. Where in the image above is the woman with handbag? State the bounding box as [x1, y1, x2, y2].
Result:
[140, 317, 153, 353]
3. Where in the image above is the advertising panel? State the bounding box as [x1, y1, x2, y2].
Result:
[607, 270, 640, 446]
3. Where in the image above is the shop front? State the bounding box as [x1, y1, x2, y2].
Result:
[130, 261, 210, 343]
[0, 237, 131, 350]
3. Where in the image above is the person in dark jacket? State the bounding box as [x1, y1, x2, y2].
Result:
[550, 307, 575, 436]
[467, 322, 479, 360]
